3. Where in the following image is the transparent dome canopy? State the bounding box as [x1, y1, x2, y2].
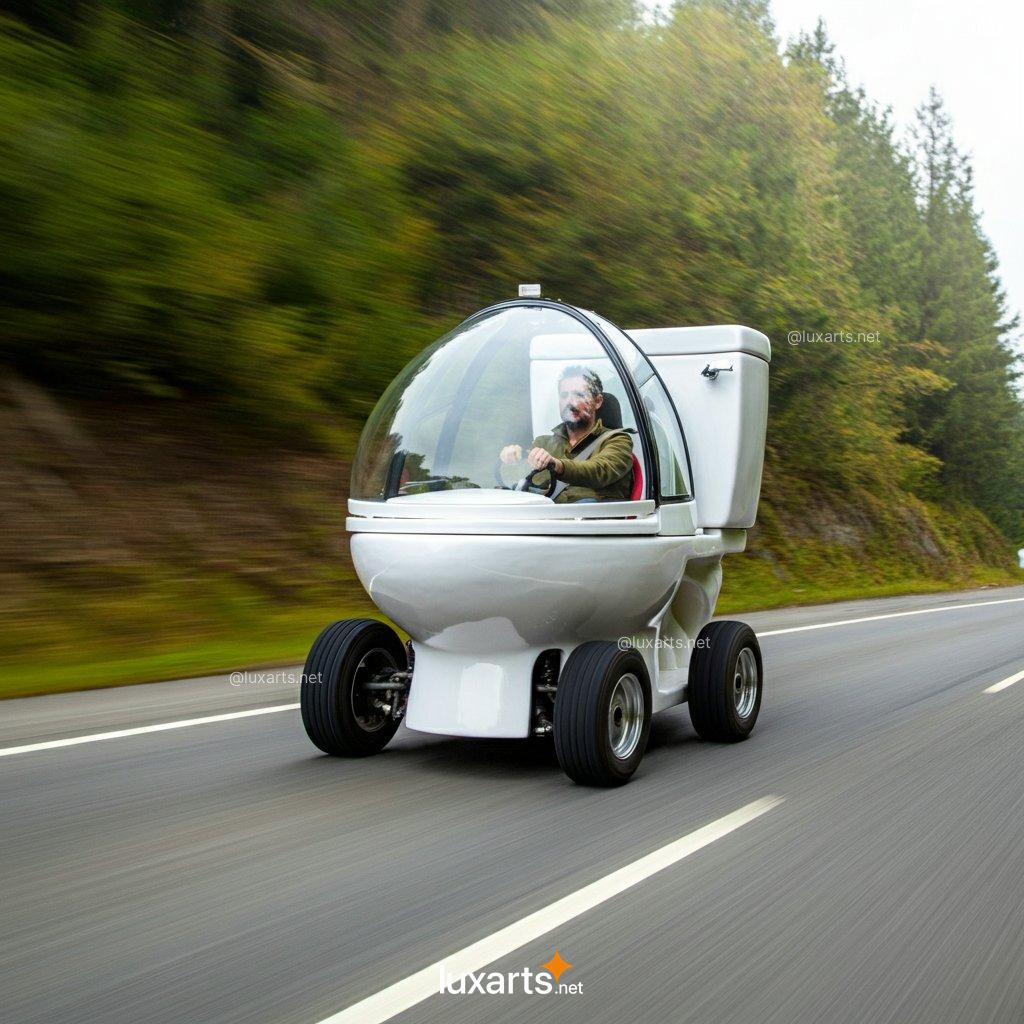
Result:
[350, 303, 691, 503]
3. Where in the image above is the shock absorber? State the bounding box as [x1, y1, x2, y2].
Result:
[532, 650, 561, 736]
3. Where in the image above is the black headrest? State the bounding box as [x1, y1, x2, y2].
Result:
[600, 391, 623, 429]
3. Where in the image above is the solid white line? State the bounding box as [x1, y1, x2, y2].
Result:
[0, 703, 300, 758]
[315, 796, 783, 1024]
[757, 595, 1024, 638]
[984, 668, 1024, 694]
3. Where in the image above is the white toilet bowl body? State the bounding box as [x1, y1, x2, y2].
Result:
[349, 527, 738, 738]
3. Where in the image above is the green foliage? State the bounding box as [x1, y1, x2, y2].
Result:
[908, 89, 1023, 537]
[0, 0, 1021, 542]
[0, 8, 434, 437]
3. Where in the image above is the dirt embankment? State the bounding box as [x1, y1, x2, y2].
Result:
[1, 375, 352, 586]
[0, 375, 364, 695]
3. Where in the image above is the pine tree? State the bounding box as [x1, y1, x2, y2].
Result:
[913, 89, 1023, 536]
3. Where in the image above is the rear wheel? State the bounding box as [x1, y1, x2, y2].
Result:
[687, 620, 762, 742]
[300, 618, 406, 756]
[553, 642, 652, 787]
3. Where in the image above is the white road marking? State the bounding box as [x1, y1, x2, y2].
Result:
[315, 796, 783, 1024]
[757, 595, 1024, 638]
[0, 704, 300, 758]
[983, 668, 1024, 694]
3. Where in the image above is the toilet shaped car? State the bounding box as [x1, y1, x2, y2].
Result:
[301, 295, 771, 785]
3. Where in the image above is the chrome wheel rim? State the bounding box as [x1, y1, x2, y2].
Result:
[608, 672, 644, 759]
[733, 647, 759, 719]
[351, 647, 395, 732]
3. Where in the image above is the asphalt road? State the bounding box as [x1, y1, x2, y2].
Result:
[2, 585, 1024, 1024]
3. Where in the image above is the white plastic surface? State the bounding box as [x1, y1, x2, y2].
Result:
[630, 324, 771, 362]
[350, 530, 718, 737]
[629, 326, 770, 529]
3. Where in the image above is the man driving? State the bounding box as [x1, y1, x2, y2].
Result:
[500, 365, 633, 503]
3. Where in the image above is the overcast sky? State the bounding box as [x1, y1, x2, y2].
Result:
[768, 0, 1023, 347]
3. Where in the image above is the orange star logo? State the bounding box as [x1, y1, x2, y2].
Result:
[542, 949, 573, 984]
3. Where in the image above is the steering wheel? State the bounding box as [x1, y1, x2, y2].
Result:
[516, 465, 558, 498]
[493, 458, 557, 498]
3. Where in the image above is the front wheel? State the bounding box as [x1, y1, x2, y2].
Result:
[687, 620, 762, 742]
[300, 618, 406, 756]
[553, 642, 652, 787]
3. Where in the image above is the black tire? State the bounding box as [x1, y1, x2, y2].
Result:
[553, 642, 652, 787]
[300, 618, 406, 757]
[687, 620, 762, 742]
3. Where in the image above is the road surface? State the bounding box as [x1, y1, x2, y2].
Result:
[2, 585, 1024, 1024]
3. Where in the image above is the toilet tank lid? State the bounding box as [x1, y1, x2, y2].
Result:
[627, 324, 771, 362]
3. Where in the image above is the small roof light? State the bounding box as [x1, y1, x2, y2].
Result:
[518, 283, 542, 298]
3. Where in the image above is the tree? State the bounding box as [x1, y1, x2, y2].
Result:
[912, 88, 1023, 535]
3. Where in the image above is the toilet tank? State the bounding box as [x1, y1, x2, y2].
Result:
[628, 325, 770, 529]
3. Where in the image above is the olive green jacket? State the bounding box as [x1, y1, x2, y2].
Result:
[532, 419, 634, 504]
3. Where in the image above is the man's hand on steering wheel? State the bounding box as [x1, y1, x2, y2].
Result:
[526, 447, 564, 476]
[494, 444, 561, 496]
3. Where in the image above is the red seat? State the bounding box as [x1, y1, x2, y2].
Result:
[629, 454, 643, 501]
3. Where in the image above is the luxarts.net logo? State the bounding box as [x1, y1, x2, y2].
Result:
[438, 950, 581, 997]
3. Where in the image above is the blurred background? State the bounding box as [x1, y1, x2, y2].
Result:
[1, 0, 1021, 698]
